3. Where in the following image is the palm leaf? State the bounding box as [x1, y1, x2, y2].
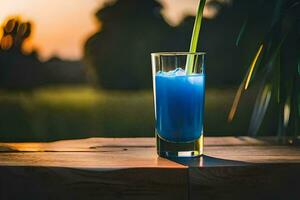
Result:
[228, 0, 285, 122]
[228, 44, 264, 122]
[245, 44, 264, 90]
[235, 17, 248, 47]
[249, 83, 272, 135]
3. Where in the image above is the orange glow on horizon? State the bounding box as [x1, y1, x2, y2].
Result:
[0, 0, 109, 61]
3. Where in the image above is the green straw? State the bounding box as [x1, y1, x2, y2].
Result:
[185, 0, 206, 74]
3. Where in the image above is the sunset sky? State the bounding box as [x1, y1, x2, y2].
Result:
[0, 0, 224, 61]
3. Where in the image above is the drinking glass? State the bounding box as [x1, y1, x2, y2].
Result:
[151, 52, 206, 157]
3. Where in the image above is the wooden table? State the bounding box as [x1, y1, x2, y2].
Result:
[1, 137, 300, 200]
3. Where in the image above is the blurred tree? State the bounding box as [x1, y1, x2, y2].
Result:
[84, 0, 271, 90]
[1, 18, 31, 51]
[84, 0, 192, 90]
[0, 17, 42, 90]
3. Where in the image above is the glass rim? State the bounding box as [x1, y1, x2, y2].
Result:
[151, 52, 206, 56]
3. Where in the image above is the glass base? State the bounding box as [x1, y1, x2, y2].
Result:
[156, 134, 203, 158]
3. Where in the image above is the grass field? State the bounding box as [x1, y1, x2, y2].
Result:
[0, 86, 263, 142]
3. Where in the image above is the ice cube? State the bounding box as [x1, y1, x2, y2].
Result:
[156, 68, 186, 76]
[174, 68, 186, 76]
[156, 71, 163, 75]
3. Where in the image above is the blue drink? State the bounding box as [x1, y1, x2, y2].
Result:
[155, 68, 205, 142]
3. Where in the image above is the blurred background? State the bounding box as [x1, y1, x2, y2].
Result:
[0, 0, 299, 141]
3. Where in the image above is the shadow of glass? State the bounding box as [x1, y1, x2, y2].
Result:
[168, 155, 250, 167]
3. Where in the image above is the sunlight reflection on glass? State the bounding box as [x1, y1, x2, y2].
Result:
[199, 156, 204, 167]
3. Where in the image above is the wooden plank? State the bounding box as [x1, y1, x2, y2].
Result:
[0, 166, 188, 200]
[170, 156, 300, 200]
[189, 163, 300, 200]
[1, 137, 300, 200]
[0, 138, 189, 200]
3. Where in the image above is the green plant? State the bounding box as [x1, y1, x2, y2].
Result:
[229, 0, 300, 141]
